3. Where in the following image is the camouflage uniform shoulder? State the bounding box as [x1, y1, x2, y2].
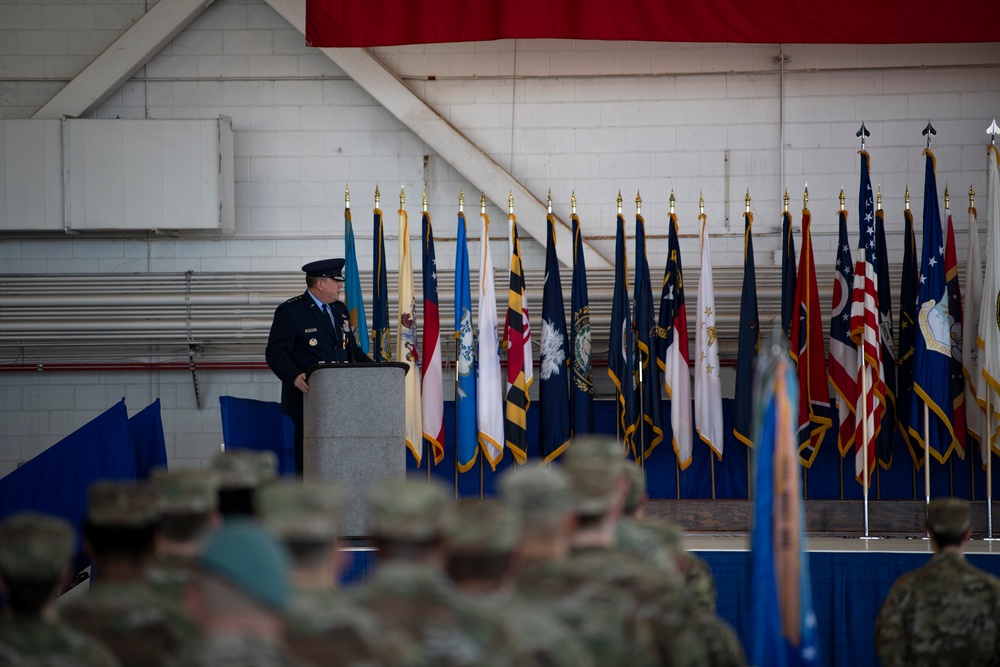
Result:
[616, 517, 678, 576]
[145, 554, 199, 605]
[688, 610, 747, 667]
[480, 592, 595, 667]
[167, 636, 306, 667]
[0, 617, 121, 667]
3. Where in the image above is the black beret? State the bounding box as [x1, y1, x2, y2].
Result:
[302, 258, 345, 281]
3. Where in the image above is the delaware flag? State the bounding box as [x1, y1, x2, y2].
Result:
[397, 206, 422, 464]
[829, 207, 858, 457]
[373, 202, 392, 362]
[421, 209, 445, 465]
[749, 341, 820, 667]
[694, 213, 723, 460]
[455, 211, 479, 472]
[503, 213, 530, 464]
[781, 208, 797, 343]
[635, 210, 664, 459]
[849, 150, 885, 483]
[874, 203, 897, 467]
[344, 205, 369, 353]
[608, 211, 637, 454]
[976, 145, 1000, 460]
[963, 191, 984, 459]
[909, 150, 958, 464]
[944, 203, 967, 459]
[540, 212, 571, 462]
[571, 211, 595, 436]
[897, 205, 920, 463]
[789, 206, 832, 468]
[734, 210, 759, 448]
[659, 212, 692, 469]
[478, 210, 505, 469]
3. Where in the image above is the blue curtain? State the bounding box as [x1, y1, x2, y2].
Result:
[219, 396, 296, 476]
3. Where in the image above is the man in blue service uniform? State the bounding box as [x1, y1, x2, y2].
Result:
[266, 258, 372, 474]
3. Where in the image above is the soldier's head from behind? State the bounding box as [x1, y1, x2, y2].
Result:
[84, 479, 159, 574]
[498, 465, 576, 561]
[151, 468, 220, 552]
[369, 476, 449, 564]
[211, 449, 278, 520]
[0, 512, 75, 615]
[443, 500, 521, 593]
[925, 497, 972, 549]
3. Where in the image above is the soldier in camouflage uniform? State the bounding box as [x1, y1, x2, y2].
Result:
[442, 499, 596, 667]
[257, 479, 425, 667]
[875, 498, 1000, 667]
[211, 449, 278, 520]
[146, 469, 221, 604]
[0, 511, 121, 667]
[60, 480, 199, 667]
[169, 520, 304, 667]
[351, 477, 529, 667]
[499, 465, 660, 667]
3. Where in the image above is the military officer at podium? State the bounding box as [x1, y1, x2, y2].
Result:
[266, 258, 372, 474]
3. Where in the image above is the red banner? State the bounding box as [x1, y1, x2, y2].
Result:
[306, 0, 992, 48]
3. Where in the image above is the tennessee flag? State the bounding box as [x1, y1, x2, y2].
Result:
[659, 213, 692, 469]
[344, 205, 369, 353]
[397, 206, 422, 464]
[540, 212, 571, 462]
[454, 211, 479, 472]
[608, 212, 637, 454]
[478, 210, 505, 469]
[421, 209, 444, 465]
[976, 145, 1000, 460]
[502, 213, 530, 464]
[944, 203, 967, 459]
[789, 207, 832, 468]
[635, 211, 664, 459]
[829, 207, 858, 458]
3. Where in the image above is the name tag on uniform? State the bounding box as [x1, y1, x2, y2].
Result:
[304, 328, 317, 333]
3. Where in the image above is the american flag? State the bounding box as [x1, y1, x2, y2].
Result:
[849, 150, 885, 486]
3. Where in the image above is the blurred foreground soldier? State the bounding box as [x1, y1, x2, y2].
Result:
[443, 500, 595, 667]
[498, 466, 658, 667]
[211, 449, 278, 520]
[147, 469, 221, 603]
[352, 478, 523, 667]
[265, 258, 373, 474]
[258, 480, 423, 667]
[875, 498, 1000, 667]
[172, 521, 303, 667]
[61, 481, 198, 667]
[0, 512, 120, 667]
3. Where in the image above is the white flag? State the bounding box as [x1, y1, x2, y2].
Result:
[963, 198, 985, 459]
[397, 208, 423, 465]
[977, 145, 1000, 458]
[694, 215, 724, 459]
[478, 212, 505, 469]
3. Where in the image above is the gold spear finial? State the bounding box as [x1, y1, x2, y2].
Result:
[399, 185, 405, 209]
[422, 187, 427, 212]
[744, 188, 751, 213]
[670, 190, 675, 214]
[459, 189, 464, 213]
[616, 191, 622, 215]
[547, 189, 552, 214]
[839, 187, 845, 209]
[783, 188, 789, 212]
[803, 183, 808, 209]
[480, 192, 486, 215]
[508, 191, 514, 215]
[944, 184, 950, 209]
[635, 190, 641, 216]
[571, 190, 577, 215]
[970, 184, 976, 209]
[905, 185, 910, 210]
[699, 191, 704, 215]
[374, 184, 380, 209]
[877, 185, 882, 211]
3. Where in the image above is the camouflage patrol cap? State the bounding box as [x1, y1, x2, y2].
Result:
[926, 497, 971, 535]
[564, 435, 628, 464]
[623, 461, 646, 514]
[0, 512, 75, 580]
[498, 466, 574, 527]
[199, 520, 291, 611]
[151, 468, 219, 515]
[564, 458, 621, 516]
[211, 449, 278, 489]
[369, 477, 449, 542]
[88, 479, 158, 526]
[443, 501, 521, 555]
[257, 480, 344, 540]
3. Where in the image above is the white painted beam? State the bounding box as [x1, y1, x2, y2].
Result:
[32, 0, 216, 120]
[263, 0, 611, 269]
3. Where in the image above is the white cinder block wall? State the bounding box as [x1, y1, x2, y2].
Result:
[1, 0, 998, 472]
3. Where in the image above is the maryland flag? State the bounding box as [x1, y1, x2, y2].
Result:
[372, 202, 392, 362]
[635, 211, 664, 460]
[734, 210, 759, 448]
[344, 205, 369, 353]
[502, 213, 530, 464]
[421, 210, 445, 465]
[829, 207, 858, 458]
[540, 212, 571, 462]
[658, 212, 692, 469]
[608, 212, 637, 454]
[397, 206, 422, 464]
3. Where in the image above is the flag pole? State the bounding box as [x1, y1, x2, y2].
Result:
[986, 122, 999, 540]
[453, 191, 464, 500]
[921, 123, 937, 517]
[616, 191, 623, 450]
[636, 191, 646, 468]
[422, 188, 431, 481]
[480, 192, 487, 501]
[701, 193, 716, 500]
[857, 123, 876, 540]
[745, 189, 753, 497]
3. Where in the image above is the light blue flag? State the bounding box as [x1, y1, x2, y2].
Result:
[344, 208, 369, 354]
[455, 211, 478, 472]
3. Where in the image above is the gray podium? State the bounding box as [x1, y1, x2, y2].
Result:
[303, 362, 408, 537]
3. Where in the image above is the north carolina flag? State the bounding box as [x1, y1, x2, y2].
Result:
[608, 212, 637, 454]
[659, 213, 692, 470]
[373, 205, 392, 362]
[421, 210, 444, 465]
[944, 205, 967, 459]
[781, 209, 797, 344]
[540, 213, 571, 462]
[734, 211, 759, 448]
[789, 207, 832, 468]
[478, 211, 505, 470]
[570, 212, 595, 436]
[873, 205, 897, 468]
[829, 208, 858, 458]
[963, 196, 984, 460]
[897, 206, 920, 463]
[694, 213, 723, 460]
[635, 212, 664, 460]
[455, 211, 479, 473]
[976, 145, 1000, 460]
[502, 214, 530, 464]
[397, 207, 422, 465]
[344, 207, 369, 353]
[909, 150, 958, 464]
